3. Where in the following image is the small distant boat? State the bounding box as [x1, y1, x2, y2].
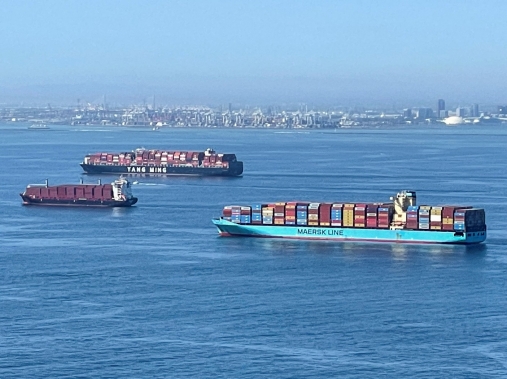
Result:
[28, 123, 50, 130]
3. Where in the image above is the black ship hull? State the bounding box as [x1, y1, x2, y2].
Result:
[21, 195, 138, 207]
[80, 162, 243, 176]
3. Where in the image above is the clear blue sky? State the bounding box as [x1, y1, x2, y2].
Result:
[0, 0, 505, 106]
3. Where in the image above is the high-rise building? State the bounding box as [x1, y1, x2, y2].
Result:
[456, 107, 467, 117]
[416, 108, 433, 119]
[437, 99, 445, 118]
[472, 103, 479, 117]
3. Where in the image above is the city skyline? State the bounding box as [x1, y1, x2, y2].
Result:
[3, 97, 506, 128]
[1, 1, 506, 104]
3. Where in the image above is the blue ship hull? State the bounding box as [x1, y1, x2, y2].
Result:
[212, 219, 486, 245]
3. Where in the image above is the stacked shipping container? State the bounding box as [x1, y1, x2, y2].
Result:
[331, 204, 342, 226]
[23, 184, 114, 201]
[366, 204, 379, 228]
[87, 149, 233, 169]
[297, 204, 308, 225]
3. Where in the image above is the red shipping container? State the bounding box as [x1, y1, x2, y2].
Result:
[56, 187, 66, 198]
[75, 187, 84, 198]
[84, 187, 93, 199]
[104, 184, 113, 199]
[367, 216, 377, 228]
[319, 203, 332, 224]
[67, 187, 77, 199]
[25, 187, 39, 197]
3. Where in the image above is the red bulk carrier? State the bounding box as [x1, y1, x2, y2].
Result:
[20, 177, 138, 207]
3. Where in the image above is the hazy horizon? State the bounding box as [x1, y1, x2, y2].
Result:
[1, 0, 506, 106]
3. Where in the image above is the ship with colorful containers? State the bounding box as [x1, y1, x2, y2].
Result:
[212, 190, 486, 244]
[80, 147, 243, 177]
[20, 177, 138, 207]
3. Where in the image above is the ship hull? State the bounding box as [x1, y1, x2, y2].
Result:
[80, 162, 243, 177]
[212, 219, 486, 245]
[21, 195, 138, 207]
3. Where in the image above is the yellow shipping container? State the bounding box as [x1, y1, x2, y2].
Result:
[343, 209, 354, 227]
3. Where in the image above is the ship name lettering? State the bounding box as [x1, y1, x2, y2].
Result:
[127, 166, 147, 173]
[149, 167, 167, 173]
[297, 228, 343, 236]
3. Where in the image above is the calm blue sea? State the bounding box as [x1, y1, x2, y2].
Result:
[1, 123, 506, 378]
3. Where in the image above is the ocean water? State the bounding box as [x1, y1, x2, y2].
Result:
[0, 123, 506, 378]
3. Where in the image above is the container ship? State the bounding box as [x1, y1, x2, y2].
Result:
[212, 190, 486, 244]
[81, 148, 243, 177]
[20, 177, 138, 207]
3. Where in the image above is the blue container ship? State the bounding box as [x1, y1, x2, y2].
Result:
[212, 191, 486, 245]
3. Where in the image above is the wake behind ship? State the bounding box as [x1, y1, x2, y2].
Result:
[20, 177, 138, 207]
[81, 147, 243, 177]
[212, 190, 486, 245]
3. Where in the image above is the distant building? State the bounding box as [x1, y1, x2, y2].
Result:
[403, 108, 412, 118]
[416, 107, 433, 119]
[456, 107, 467, 117]
[437, 99, 445, 118]
[498, 105, 507, 115]
[472, 103, 479, 117]
[439, 110, 448, 118]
